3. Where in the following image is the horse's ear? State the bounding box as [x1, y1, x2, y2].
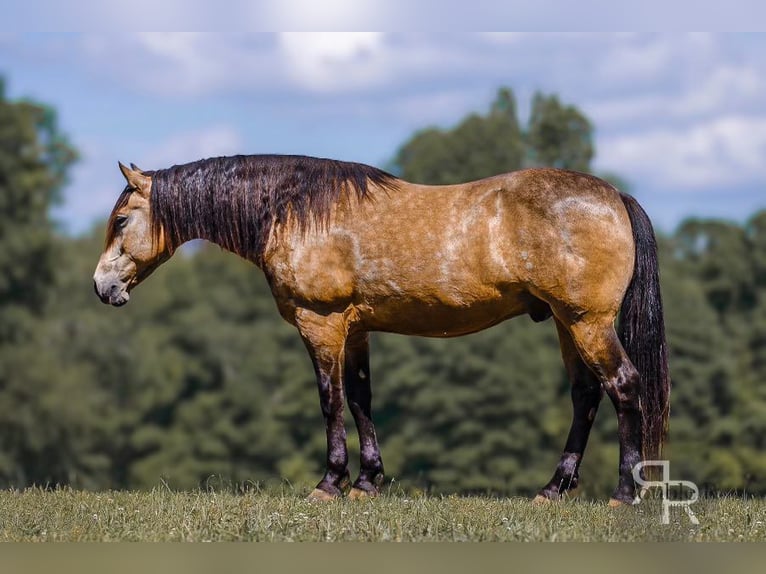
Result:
[118, 161, 150, 195]
[130, 163, 144, 174]
[118, 161, 132, 181]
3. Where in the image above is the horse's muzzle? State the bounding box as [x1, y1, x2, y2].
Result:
[93, 279, 130, 307]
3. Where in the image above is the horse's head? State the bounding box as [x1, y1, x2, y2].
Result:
[93, 162, 170, 306]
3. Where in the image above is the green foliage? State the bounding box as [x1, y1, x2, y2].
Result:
[391, 87, 594, 184]
[0, 82, 77, 317]
[391, 87, 525, 183]
[526, 92, 593, 171]
[0, 84, 80, 485]
[675, 219, 756, 314]
[2, 82, 766, 499]
[658, 218, 766, 494]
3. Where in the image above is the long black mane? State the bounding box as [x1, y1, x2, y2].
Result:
[146, 154, 398, 261]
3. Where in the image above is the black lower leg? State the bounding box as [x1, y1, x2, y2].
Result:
[310, 352, 350, 496]
[539, 380, 603, 499]
[606, 362, 643, 504]
[540, 320, 603, 500]
[345, 334, 384, 494]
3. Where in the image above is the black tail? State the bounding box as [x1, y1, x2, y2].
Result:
[618, 193, 670, 462]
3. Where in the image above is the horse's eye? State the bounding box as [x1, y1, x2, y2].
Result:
[115, 215, 129, 229]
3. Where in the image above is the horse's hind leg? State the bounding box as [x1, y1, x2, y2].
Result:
[344, 332, 385, 499]
[565, 316, 643, 506]
[536, 318, 603, 502]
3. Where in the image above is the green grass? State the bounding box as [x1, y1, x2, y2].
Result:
[0, 487, 764, 542]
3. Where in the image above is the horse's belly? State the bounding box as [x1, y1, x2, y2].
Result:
[358, 287, 532, 337]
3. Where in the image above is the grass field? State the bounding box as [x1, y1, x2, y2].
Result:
[0, 487, 764, 542]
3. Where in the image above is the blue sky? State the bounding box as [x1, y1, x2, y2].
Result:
[1, 32, 765, 234]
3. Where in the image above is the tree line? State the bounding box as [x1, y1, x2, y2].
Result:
[1, 80, 765, 497]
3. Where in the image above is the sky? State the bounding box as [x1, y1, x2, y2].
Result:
[1, 32, 765, 234]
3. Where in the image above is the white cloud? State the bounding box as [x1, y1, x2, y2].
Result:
[597, 115, 766, 189]
[77, 32, 399, 97]
[132, 33, 216, 96]
[590, 64, 766, 126]
[680, 66, 764, 116]
[602, 42, 669, 81]
[594, 34, 716, 84]
[277, 33, 388, 92]
[79, 34, 281, 98]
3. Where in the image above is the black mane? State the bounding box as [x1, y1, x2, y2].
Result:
[147, 154, 398, 261]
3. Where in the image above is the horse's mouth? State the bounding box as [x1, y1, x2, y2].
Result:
[94, 280, 131, 307]
[110, 291, 130, 307]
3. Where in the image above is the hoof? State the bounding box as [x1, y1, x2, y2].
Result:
[608, 497, 630, 508]
[532, 489, 578, 504]
[307, 488, 337, 502]
[348, 487, 378, 500]
[532, 494, 552, 505]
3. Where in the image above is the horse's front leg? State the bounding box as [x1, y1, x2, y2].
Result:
[297, 309, 351, 500]
[344, 332, 385, 499]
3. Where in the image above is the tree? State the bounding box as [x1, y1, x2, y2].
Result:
[0, 79, 76, 330]
[746, 210, 766, 289]
[674, 219, 756, 315]
[392, 88, 595, 186]
[526, 92, 594, 171]
[0, 77, 81, 486]
[391, 87, 525, 184]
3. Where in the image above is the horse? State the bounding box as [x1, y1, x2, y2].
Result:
[93, 154, 669, 506]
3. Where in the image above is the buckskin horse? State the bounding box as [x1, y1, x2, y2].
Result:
[93, 155, 669, 506]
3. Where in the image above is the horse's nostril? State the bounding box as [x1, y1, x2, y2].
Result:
[94, 279, 111, 304]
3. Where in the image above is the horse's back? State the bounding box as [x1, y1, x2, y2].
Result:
[368, 168, 636, 315]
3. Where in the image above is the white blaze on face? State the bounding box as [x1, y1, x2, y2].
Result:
[93, 227, 137, 306]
